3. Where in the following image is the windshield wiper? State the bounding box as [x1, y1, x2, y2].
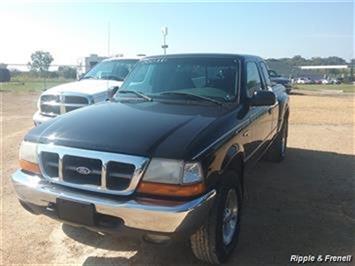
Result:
[118, 90, 152, 101]
[81, 76, 96, 80]
[159, 91, 223, 105]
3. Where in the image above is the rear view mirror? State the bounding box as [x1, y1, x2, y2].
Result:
[77, 73, 84, 80]
[249, 90, 276, 106]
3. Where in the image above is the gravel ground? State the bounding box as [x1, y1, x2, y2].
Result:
[1, 91, 354, 265]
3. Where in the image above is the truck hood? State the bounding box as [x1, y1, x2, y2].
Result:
[42, 79, 123, 96]
[26, 101, 228, 160]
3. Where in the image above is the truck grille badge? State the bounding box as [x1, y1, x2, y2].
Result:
[75, 166, 91, 175]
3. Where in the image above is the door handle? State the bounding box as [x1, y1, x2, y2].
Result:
[243, 130, 249, 137]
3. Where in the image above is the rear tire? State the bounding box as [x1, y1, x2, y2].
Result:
[190, 171, 242, 264]
[265, 118, 288, 162]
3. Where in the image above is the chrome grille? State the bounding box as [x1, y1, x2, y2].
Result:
[41, 95, 59, 102]
[42, 152, 59, 177]
[40, 94, 91, 116]
[65, 96, 89, 104]
[107, 161, 135, 190]
[63, 155, 102, 186]
[38, 144, 149, 195]
[40, 104, 60, 115]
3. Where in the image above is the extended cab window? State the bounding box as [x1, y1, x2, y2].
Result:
[119, 57, 239, 103]
[259, 62, 272, 87]
[268, 70, 279, 78]
[246, 62, 262, 97]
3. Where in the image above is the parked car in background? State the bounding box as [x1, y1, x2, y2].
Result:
[296, 77, 312, 84]
[268, 69, 291, 93]
[12, 53, 289, 264]
[321, 79, 329, 84]
[33, 57, 140, 125]
[313, 79, 323, 84]
[330, 78, 341, 84]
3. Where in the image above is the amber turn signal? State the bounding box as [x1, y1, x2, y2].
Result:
[137, 181, 205, 197]
[19, 159, 41, 175]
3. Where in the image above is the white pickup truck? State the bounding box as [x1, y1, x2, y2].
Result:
[33, 57, 139, 125]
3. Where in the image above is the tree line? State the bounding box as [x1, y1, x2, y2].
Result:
[266, 55, 353, 80]
[3, 51, 355, 82]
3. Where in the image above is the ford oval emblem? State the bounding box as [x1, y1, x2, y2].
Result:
[75, 166, 91, 175]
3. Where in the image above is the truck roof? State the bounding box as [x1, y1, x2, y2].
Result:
[102, 56, 142, 62]
[143, 53, 263, 62]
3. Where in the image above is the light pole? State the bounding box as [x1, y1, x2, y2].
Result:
[161, 26, 168, 55]
[107, 21, 111, 57]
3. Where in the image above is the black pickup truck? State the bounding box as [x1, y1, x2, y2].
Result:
[12, 54, 289, 264]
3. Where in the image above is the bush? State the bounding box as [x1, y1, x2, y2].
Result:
[58, 66, 77, 79]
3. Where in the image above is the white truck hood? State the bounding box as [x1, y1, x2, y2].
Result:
[42, 79, 123, 96]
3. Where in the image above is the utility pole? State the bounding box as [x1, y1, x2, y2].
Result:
[161, 26, 168, 55]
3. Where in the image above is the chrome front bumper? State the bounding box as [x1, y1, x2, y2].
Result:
[33, 111, 55, 126]
[12, 170, 216, 234]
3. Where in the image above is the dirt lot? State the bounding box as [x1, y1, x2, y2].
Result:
[1, 91, 354, 265]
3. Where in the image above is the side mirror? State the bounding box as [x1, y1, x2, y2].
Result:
[77, 73, 84, 80]
[249, 90, 276, 106]
[107, 86, 119, 100]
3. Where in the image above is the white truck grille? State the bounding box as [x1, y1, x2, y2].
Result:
[40, 94, 91, 116]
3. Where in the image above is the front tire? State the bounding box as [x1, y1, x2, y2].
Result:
[190, 171, 242, 264]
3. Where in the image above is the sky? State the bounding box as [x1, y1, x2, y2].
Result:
[0, 1, 353, 66]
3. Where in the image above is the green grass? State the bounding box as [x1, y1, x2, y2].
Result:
[0, 78, 74, 92]
[293, 84, 355, 93]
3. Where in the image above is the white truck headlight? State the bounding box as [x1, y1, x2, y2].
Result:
[19, 141, 38, 164]
[19, 141, 40, 174]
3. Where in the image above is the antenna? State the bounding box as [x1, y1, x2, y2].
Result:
[107, 21, 111, 57]
[161, 26, 168, 55]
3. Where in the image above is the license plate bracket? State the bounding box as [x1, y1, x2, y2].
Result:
[56, 198, 96, 226]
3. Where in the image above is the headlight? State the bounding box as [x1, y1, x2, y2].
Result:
[143, 159, 184, 184]
[138, 159, 205, 197]
[183, 162, 203, 183]
[142, 159, 203, 184]
[19, 141, 40, 174]
[19, 141, 38, 163]
[36, 98, 40, 110]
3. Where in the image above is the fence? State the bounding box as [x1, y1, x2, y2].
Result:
[0, 63, 78, 92]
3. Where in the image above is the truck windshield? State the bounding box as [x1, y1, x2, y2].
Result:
[83, 59, 138, 81]
[118, 57, 239, 103]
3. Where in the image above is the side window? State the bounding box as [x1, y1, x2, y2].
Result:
[246, 62, 262, 97]
[259, 62, 272, 87]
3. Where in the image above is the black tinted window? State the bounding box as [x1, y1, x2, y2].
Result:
[246, 62, 262, 97]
